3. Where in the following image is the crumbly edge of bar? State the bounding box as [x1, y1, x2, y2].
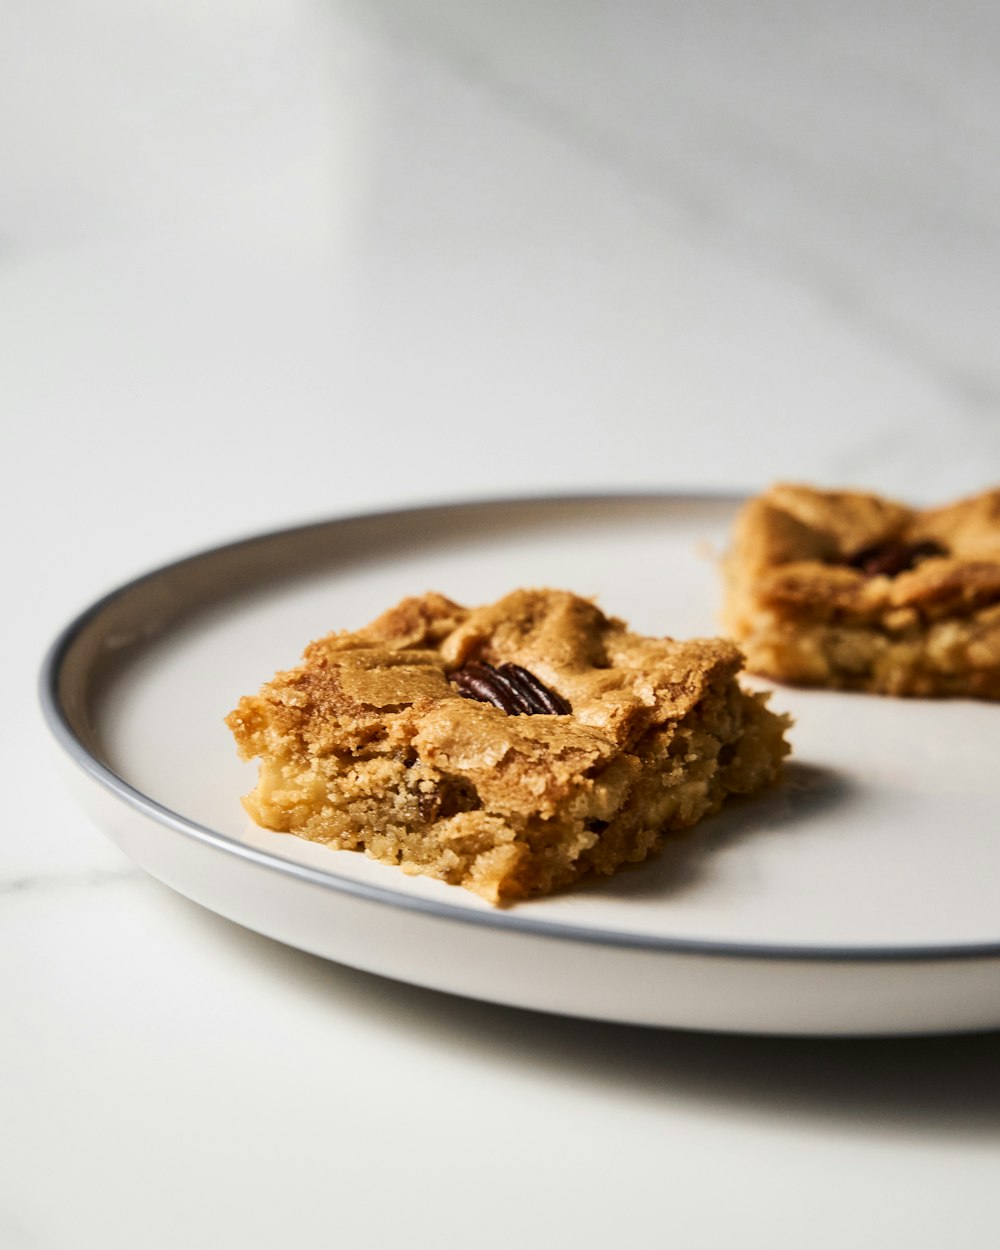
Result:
[729, 601, 1000, 698]
[236, 683, 789, 904]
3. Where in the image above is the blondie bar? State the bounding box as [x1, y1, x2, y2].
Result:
[227, 589, 790, 903]
[724, 484, 1000, 697]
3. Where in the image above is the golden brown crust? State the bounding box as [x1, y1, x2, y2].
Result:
[227, 589, 791, 902]
[724, 484, 1000, 697]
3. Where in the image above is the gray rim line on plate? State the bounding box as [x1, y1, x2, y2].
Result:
[38, 489, 1000, 966]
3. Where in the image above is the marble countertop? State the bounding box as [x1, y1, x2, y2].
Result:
[5, 2, 1000, 1246]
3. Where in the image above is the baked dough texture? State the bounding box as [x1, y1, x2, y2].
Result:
[724, 483, 1000, 698]
[227, 589, 790, 903]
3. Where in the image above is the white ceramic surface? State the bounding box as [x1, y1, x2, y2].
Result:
[43, 495, 1000, 1035]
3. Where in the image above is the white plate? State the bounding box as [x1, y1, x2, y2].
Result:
[42, 494, 1000, 1035]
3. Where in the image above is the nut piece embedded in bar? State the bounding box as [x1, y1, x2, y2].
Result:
[847, 539, 948, 578]
[450, 661, 571, 715]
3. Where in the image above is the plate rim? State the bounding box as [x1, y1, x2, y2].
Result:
[39, 489, 1000, 967]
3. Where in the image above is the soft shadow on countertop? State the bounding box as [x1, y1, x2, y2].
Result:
[154, 884, 1000, 1143]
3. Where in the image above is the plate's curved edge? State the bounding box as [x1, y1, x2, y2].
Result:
[38, 490, 1000, 968]
[46, 485, 747, 626]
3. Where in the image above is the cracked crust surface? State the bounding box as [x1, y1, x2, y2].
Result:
[724, 484, 1000, 697]
[227, 589, 790, 903]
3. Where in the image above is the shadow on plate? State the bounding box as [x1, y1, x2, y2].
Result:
[590, 759, 856, 901]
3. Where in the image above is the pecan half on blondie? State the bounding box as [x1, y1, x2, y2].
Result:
[724, 484, 1000, 698]
[227, 589, 790, 903]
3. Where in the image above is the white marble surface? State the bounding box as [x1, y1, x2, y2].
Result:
[4, 1, 1000, 1245]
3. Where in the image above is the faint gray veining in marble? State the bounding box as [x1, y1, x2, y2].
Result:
[0, 865, 141, 899]
[354, 0, 1000, 415]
